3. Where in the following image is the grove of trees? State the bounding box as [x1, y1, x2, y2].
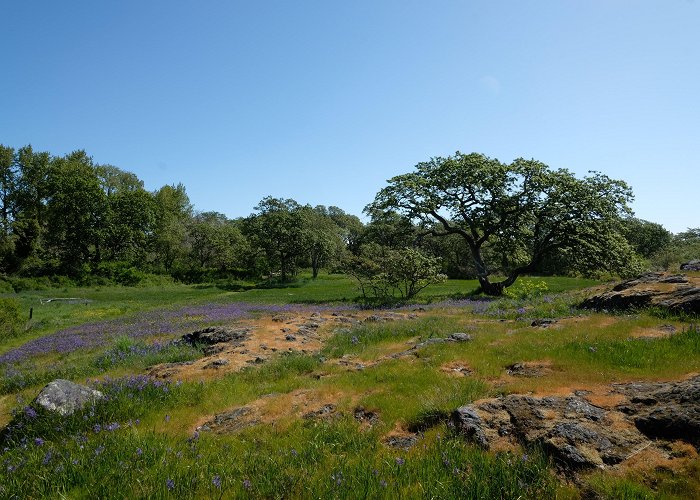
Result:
[0, 144, 695, 297]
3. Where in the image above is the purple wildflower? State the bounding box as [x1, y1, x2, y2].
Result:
[165, 414, 171, 422]
[34, 437, 44, 447]
[42, 452, 52, 465]
[395, 457, 405, 466]
[136, 448, 143, 456]
[242, 479, 251, 490]
[166, 478, 175, 491]
[93, 424, 101, 433]
[212, 475, 221, 489]
[24, 406, 38, 419]
[380, 479, 388, 488]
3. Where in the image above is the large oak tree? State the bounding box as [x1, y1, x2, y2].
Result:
[368, 152, 636, 295]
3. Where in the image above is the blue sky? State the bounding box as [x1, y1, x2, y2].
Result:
[1, 1, 698, 232]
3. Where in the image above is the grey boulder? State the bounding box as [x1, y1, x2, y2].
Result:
[34, 379, 104, 416]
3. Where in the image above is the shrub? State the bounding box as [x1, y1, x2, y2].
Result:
[345, 245, 447, 304]
[503, 279, 549, 300]
[0, 297, 23, 338]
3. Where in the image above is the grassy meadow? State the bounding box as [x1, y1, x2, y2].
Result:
[1, 274, 699, 498]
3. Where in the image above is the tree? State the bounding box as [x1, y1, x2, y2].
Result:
[104, 188, 157, 263]
[11, 146, 51, 261]
[95, 164, 144, 196]
[43, 150, 107, 274]
[243, 197, 307, 281]
[368, 152, 635, 295]
[0, 145, 15, 236]
[151, 184, 192, 272]
[326, 206, 365, 255]
[621, 218, 672, 259]
[301, 206, 344, 279]
[186, 211, 249, 274]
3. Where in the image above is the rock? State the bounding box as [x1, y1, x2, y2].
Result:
[199, 406, 260, 433]
[271, 313, 295, 322]
[450, 406, 490, 448]
[506, 362, 551, 378]
[180, 327, 251, 346]
[531, 318, 557, 327]
[383, 435, 419, 450]
[285, 334, 297, 341]
[451, 375, 700, 473]
[581, 273, 700, 314]
[203, 358, 230, 369]
[34, 379, 104, 416]
[303, 404, 337, 420]
[353, 406, 380, 425]
[449, 332, 473, 342]
[681, 260, 700, 272]
[203, 344, 225, 356]
[450, 394, 645, 469]
[614, 376, 700, 444]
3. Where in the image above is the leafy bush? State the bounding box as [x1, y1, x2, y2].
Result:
[345, 245, 447, 304]
[503, 279, 549, 300]
[0, 297, 23, 338]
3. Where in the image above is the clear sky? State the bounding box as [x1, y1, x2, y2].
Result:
[1, 1, 698, 232]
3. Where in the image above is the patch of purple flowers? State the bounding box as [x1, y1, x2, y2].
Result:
[0, 302, 341, 366]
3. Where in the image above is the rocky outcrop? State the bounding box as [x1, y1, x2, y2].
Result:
[198, 406, 260, 433]
[681, 260, 700, 272]
[450, 375, 700, 472]
[614, 376, 700, 444]
[580, 273, 700, 314]
[179, 326, 252, 346]
[34, 379, 104, 416]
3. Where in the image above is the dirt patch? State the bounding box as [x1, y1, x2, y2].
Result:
[558, 315, 619, 329]
[505, 360, 554, 378]
[149, 309, 424, 381]
[440, 361, 473, 377]
[629, 324, 678, 340]
[196, 388, 350, 434]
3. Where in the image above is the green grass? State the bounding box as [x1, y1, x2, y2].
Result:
[5, 274, 700, 498]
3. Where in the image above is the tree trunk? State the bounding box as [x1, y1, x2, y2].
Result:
[478, 276, 505, 296]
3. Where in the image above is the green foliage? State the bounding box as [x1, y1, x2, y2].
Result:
[650, 227, 700, 271]
[0, 297, 23, 338]
[369, 151, 636, 295]
[345, 245, 447, 304]
[503, 279, 549, 300]
[243, 197, 308, 281]
[621, 217, 672, 259]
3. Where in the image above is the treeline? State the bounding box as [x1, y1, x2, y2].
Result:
[0, 145, 696, 289]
